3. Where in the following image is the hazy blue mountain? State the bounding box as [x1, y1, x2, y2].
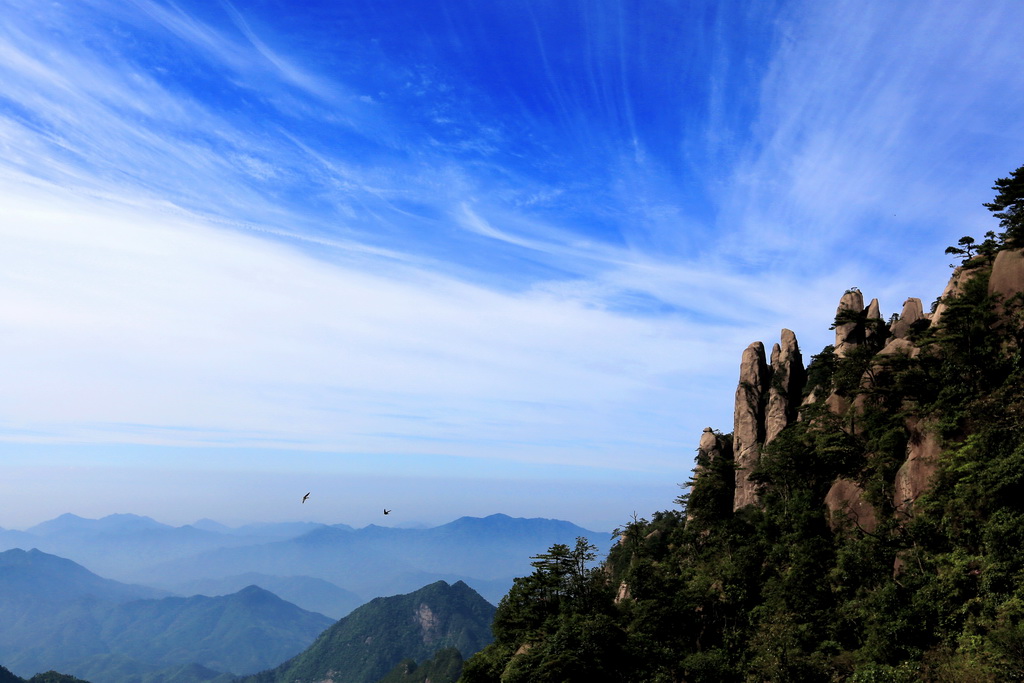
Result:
[2, 513, 609, 608]
[90, 586, 333, 675]
[227, 522, 352, 539]
[0, 516, 335, 582]
[137, 514, 610, 605]
[65, 656, 232, 683]
[0, 549, 332, 682]
[27, 514, 170, 536]
[169, 573, 361, 619]
[0, 528, 36, 549]
[2, 516, 231, 580]
[0, 548, 167, 607]
[188, 521, 343, 541]
[241, 580, 494, 683]
[187, 520, 232, 534]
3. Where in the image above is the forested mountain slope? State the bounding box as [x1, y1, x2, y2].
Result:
[0, 549, 332, 682]
[460, 165, 1024, 682]
[242, 581, 494, 683]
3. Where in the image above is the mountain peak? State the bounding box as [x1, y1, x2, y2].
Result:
[190, 518, 231, 533]
[239, 579, 495, 683]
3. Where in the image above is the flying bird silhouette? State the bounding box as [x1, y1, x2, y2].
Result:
[383, 508, 391, 515]
[302, 492, 310, 504]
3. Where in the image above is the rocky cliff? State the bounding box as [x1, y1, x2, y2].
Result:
[703, 247, 1024, 523]
[462, 164, 1024, 681]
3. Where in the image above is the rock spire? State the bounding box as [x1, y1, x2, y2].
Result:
[732, 342, 769, 510]
[765, 329, 806, 445]
[732, 330, 805, 511]
[833, 289, 865, 358]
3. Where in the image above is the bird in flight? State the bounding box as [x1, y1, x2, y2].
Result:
[383, 508, 391, 515]
[302, 492, 310, 504]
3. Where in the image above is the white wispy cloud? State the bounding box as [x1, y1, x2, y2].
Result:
[0, 178, 755, 472]
[717, 0, 1024, 280]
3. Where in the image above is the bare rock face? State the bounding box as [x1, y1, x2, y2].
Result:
[733, 342, 770, 510]
[416, 603, 441, 643]
[863, 298, 882, 346]
[889, 297, 925, 340]
[989, 248, 1024, 304]
[825, 478, 877, 533]
[931, 265, 974, 327]
[693, 427, 729, 478]
[765, 329, 806, 445]
[894, 424, 941, 518]
[878, 336, 920, 358]
[698, 426, 721, 461]
[825, 392, 850, 417]
[834, 289, 865, 358]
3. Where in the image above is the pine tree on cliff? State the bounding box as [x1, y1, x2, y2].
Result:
[985, 163, 1024, 248]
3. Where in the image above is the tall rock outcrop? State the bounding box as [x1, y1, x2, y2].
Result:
[863, 298, 883, 347]
[732, 331, 806, 511]
[889, 297, 926, 340]
[834, 289, 865, 358]
[893, 419, 941, 520]
[733, 342, 770, 510]
[697, 427, 725, 466]
[989, 248, 1024, 310]
[931, 265, 974, 327]
[825, 478, 877, 533]
[765, 329, 805, 445]
[705, 252, 1023, 515]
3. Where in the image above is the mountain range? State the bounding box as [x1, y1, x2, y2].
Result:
[0, 548, 331, 682]
[0, 512, 604, 682]
[0, 513, 609, 610]
[0, 547, 495, 683]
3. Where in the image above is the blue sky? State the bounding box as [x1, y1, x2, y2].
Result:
[1, 0, 1022, 531]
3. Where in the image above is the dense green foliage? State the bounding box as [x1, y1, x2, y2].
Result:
[460, 171, 1024, 682]
[985, 164, 1024, 248]
[24, 673, 92, 683]
[243, 580, 494, 683]
[375, 647, 464, 683]
[0, 667, 92, 683]
[460, 538, 626, 682]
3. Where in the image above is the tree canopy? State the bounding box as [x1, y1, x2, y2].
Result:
[985, 163, 1024, 248]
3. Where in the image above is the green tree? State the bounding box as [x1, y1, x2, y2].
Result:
[985, 164, 1024, 248]
[945, 235, 977, 265]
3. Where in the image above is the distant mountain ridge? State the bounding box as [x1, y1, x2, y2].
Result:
[0, 513, 610, 607]
[27, 513, 170, 536]
[0, 548, 166, 605]
[142, 513, 609, 605]
[168, 574, 362, 620]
